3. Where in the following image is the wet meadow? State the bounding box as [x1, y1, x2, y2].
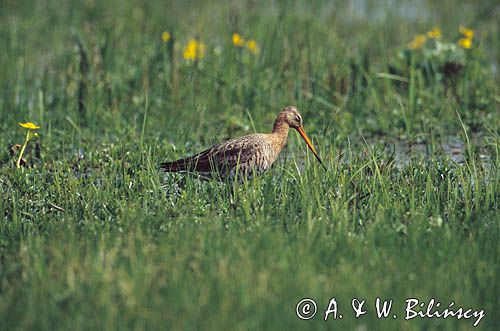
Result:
[0, 1, 499, 330]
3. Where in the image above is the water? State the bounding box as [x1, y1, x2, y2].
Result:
[280, 135, 493, 175]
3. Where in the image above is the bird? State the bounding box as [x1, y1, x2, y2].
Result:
[161, 106, 325, 180]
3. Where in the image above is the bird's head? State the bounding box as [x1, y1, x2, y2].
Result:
[278, 106, 326, 169]
[280, 106, 303, 129]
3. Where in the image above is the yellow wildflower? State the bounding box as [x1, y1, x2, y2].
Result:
[459, 26, 474, 39]
[16, 122, 40, 168]
[457, 38, 472, 49]
[161, 31, 171, 43]
[232, 33, 245, 47]
[18, 122, 40, 130]
[407, 34, 427, 49]
[183, 39, 206, 60]
[246, 39, 259, 54]
[427, 27, 442, 39]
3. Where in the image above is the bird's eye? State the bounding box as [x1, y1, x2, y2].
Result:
[295, 115, 301, 122]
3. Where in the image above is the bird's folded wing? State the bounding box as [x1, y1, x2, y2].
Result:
[161, 137, 260, 174]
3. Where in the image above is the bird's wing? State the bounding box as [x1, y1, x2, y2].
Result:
[161, 134, 267, 175]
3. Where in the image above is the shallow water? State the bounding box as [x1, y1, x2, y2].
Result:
[280, 135, 494, 174]
[389, 136, 492, 169]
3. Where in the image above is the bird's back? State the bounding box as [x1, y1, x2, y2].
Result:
[161, 133, 279, 180]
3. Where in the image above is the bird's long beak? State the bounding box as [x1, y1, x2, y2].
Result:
[296, 126, 326, 170]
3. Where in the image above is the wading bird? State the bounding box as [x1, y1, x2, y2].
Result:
[161, 106, 325, 180]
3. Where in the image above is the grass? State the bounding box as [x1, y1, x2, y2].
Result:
[0, 0, 499, 330]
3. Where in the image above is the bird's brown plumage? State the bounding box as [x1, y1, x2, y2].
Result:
[161, 106, 323, 180]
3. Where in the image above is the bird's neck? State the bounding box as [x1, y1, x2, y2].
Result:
[271, 121, 290, 153]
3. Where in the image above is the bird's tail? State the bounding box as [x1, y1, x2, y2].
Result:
[160, 159, 190, 172]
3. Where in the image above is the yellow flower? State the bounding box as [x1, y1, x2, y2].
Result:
[161, 31, 171, 43]
[459, 26, 474, 39]
[246, 39, 259, 54]
[427, 27, 442, 39]
[18, 122, 40, 130]
[232, 33, 245, 47]
[183, 39, 206, 60]
[16, 122, 40, 168]
[457, 38, 472, 49]
[407, 34, 427, 49]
